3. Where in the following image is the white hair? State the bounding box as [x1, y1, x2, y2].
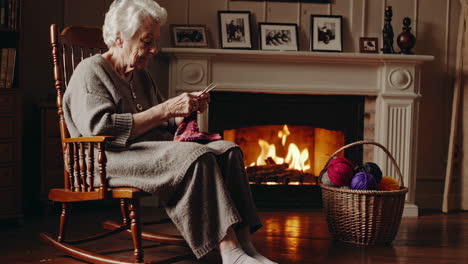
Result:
[103, 0, 167, 48]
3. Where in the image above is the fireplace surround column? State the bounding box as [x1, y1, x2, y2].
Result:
[377, 63, 422, 216]
[162, 48, 434, 216]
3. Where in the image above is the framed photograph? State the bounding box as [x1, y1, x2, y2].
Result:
[171, 24, 208, 47]
[218, 11, 253, 49]
[232, 0, 330, 2]
[259, 23, 298, 51]
[310, 15, 343, 52]
[359, 37, 379, 53]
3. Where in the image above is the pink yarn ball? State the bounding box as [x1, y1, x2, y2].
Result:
[326, 157, 354, 186]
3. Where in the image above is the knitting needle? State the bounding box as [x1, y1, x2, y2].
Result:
[200, 83, 217, 94]
[194, 84, 216, 112]
[196, 83, 216, 102]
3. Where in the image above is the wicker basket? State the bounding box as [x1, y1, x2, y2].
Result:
[319, 141, 408, 246]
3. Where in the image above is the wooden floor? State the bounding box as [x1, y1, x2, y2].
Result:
[1, 206, 468, 264]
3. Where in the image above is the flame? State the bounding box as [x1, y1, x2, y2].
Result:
[278, 125, 290, 146]
[256, 139, 284, 165]
[285, 143, 310, 171]
[254, 125, 310, 171]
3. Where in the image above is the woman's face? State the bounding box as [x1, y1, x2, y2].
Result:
[122, 17, 161, 70]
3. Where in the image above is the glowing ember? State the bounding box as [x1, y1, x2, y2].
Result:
[254, 125, 310, 172]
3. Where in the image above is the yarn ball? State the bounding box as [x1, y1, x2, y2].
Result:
[320, 171, 337, 187]
[350, 172, 377, 190]
[327, 157, 354, 186]
[354, 162, 383, 183]
[377, 176, 400, 191]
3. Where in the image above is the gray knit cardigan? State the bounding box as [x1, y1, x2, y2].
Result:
[63, 54, 237, 201]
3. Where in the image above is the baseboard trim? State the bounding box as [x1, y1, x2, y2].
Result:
[403, 203, 419, 217]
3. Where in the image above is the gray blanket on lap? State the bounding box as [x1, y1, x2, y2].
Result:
[102, 140, 238, 202]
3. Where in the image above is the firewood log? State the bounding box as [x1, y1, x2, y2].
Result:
[265, 157, 277, 165]
[246, 163, 288, 174]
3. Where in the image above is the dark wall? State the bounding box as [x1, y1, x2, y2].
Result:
[20, 0, 65, 215]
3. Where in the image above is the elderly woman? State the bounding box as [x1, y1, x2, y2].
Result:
[63, 1, 278, 264]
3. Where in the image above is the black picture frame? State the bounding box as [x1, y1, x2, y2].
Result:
[259, 23, 299, 51]
[170, 24, 208, 48]
[359, 37, 379, 53]
[310, 15, 343, 52]
[218, 11, 253, 49]
[232, 0, 330, 3]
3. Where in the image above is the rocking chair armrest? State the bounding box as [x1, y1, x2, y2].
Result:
[63, 136, 116, 143]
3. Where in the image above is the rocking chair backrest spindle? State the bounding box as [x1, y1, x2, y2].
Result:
[50, 24, 109, 194]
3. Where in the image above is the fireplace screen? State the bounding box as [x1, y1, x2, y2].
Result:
[224, 125, 345, 185]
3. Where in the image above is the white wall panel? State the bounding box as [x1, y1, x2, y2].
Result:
[366, 0, 385, 41]
[158, 0, 188, 24]
[266, 2, 298, 23]
[332, 0, 353, 51]
[229, 1, 266, 22]
[414, 0, 452, 209]
[189, 0, 227, 48]
[158, 0, 189, 48]
[351, 0, 365, 37]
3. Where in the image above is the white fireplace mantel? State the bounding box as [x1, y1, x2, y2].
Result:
[162, 47, 434, 216]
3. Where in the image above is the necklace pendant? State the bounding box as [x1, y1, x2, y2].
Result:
[136, 103, 143, 111]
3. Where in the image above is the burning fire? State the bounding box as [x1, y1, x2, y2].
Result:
[251, 125, 311, 172]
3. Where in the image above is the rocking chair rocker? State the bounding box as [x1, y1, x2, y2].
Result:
[40, 24, 192, 264]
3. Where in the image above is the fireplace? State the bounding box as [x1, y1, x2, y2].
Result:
[208, 92, 364, 208]
[163, 47, 434, 215]
[210, 91, 364, 179]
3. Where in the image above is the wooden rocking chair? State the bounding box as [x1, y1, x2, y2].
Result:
[40, 24, 192, 264]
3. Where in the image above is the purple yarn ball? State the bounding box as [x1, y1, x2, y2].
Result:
[350, 172, 377, 190]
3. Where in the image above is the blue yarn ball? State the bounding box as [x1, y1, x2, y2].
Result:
[350, 172, 377, 190]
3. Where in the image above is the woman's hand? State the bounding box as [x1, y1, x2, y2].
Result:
[132, 91, 211, 137]
[193, 91, 210, 114]
[164, 92, 207, 118]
